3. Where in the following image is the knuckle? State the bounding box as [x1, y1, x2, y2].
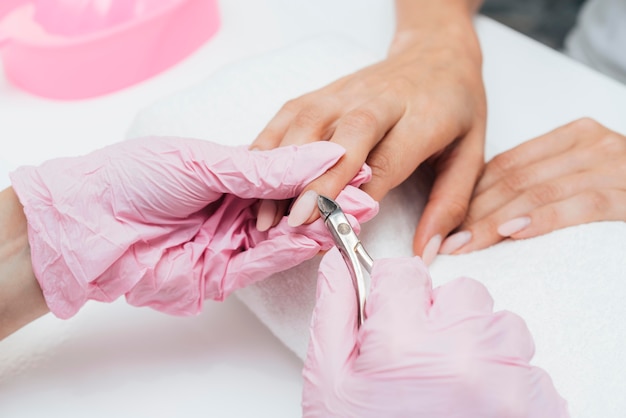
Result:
[502, 170, 531, 194]
[462, 209, 478, 226]
[388, 76, 414, 95]
[569, 116, 602, 134]
[253, 128, 280, 147]
[444, 198, 470, 226]
[348, 76, 376, 92]
[366, 150, 397, 183]
[482, 216, 502, 235]
[315, 164, 357, 195]
[343, 109, 380, 134]
[618, 156, 626, 173]
[430, 194, 469, 226]
[595, 132, 626, 155]
[528, 182, 562, 205]
[463, 198, 487, 226]
[293, 107, 325, 130]
[280, 98, 304, 115]
[585, 190, 610, 214]
[540, 204, 560, 227]
[490, 151, 517, 176]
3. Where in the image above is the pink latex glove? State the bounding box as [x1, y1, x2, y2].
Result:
[303, 248, 569, 418]
[10, 137, 378, 319]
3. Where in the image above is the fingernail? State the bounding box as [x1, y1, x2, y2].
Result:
[256, 200, 277, 231]
[440, 231, 472, 254]
[422, 234, 442, 266]
[497, 216, 531, 236]
[288, 190, 318, 227]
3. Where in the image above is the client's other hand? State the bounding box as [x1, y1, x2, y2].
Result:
[302, 248, 569, 417]
[441, 118, 626, 254]
[10, 137, 377, 318]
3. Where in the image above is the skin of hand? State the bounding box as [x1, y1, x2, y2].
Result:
[439, 118, 626, 255]
[250, 0, 487, 265]
[302, 247, 570, 418]
[0, 187, 48, 340]
[5, 137, 378, 328]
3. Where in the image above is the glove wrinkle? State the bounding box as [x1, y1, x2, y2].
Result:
[10, 138, 378, 318]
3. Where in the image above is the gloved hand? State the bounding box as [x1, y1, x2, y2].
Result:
[303, 248, 569, 418]
[10, 137, 377, 319]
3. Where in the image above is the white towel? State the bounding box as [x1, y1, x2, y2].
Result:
[127, 35, 626, 418]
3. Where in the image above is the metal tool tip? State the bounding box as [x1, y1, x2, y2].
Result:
[317, 195, 338, 219]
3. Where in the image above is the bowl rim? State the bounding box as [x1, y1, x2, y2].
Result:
[1, 0, 213, 48]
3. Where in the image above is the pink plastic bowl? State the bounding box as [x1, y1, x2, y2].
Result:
[0, 0, 220, 100]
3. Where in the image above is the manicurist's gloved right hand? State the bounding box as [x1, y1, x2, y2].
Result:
[303, 248, 569, 418]
[10, 137, 377, 319]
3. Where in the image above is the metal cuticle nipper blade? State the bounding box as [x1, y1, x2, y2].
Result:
[317, 195, 374, 327]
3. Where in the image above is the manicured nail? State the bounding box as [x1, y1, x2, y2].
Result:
[497, 216, 531, 236]
[440, 231, 472, 254]
[422, 234, 442, 266]
[256, 199, 277, 231]
[288, 190, 318, 227]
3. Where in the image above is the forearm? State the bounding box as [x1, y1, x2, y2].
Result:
[0, 187, 48, 340]
[392, 0, 483, 59]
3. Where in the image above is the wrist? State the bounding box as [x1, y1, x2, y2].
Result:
[394, 0, 480, 31]
[390, 0, 482, 62]
[0, 187, 48, 340]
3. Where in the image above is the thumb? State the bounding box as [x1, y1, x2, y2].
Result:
[356, 256, 433, 369]
[183, 139, 346, 200]
[303, 248, 359, 386]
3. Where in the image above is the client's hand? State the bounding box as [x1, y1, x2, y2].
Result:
[250, 5, 486, 263]
[9, 137, 377, 319]
[440, 118, 626, 254]
[302, 248, 569, 417]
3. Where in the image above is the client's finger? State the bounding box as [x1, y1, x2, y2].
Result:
[251, 97, 311, 150]
[451, 172, 622, 253]
[500, 189, 626, 241]
[278, 98, 343, 146]
[475, 118, 599, 194]
[467, 147, 599, 224]
[414, 129, 484, 263]
[288, 99, 404, 227]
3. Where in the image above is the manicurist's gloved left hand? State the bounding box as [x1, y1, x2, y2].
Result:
[10, 137, 377, 319]
[303, 248, 569, 418]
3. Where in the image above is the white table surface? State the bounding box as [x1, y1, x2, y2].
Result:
[1, 1, 626, 417]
